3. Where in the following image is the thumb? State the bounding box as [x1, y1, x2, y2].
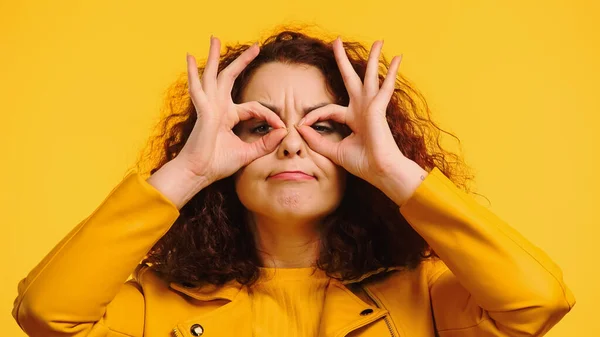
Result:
[244, 128, 288, 163]
[295, 125, 340, 164]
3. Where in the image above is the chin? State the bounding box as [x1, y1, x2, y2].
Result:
[264, 198, 341, 221]
[237, 187, 343, 222]
[269, 207, 330, 221]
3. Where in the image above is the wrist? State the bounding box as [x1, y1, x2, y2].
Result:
[146, 159, 211, 210]
[376, 159, 428, 207]
[169, 158, 212, 189]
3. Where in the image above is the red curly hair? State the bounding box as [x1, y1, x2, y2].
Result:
[135, 26, 477, 287]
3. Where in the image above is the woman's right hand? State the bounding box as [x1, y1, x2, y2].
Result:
[176, 36, 288, 185]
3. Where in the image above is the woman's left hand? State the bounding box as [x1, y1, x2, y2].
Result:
[295, 37, 428, 206]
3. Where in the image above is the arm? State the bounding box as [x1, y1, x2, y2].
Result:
[398, 167, 575, 336]
[12, 160, 201, 337]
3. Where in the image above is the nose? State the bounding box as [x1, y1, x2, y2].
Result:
[276, 123, 307, 158]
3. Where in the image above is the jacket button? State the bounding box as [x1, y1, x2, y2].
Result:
[360, 308, 374, 316]
[190, 324, 204, 336]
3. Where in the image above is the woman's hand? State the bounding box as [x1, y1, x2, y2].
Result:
[176, 36, 288, 185]
[295, 37, 427, 206]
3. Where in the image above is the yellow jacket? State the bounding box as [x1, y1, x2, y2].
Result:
[12, 167, 575, 337]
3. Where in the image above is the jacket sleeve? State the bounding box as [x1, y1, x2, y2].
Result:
[399, 167, 576, 337]
[12, 169, 181, 337]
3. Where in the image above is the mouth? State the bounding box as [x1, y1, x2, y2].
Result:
[268, 171, 316, 181]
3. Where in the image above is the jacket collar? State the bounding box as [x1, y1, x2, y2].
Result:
[169, 268, 400, 337]
[169, 266, 402, 302]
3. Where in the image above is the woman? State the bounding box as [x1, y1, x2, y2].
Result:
[12, 29, 575, 337]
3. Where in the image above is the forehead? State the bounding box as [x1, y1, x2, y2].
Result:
[240, 62, 335, 103]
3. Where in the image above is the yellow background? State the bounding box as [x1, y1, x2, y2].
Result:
[2, 1, 597, 335]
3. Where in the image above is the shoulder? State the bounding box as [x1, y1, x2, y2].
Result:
[366, 257, 449, 291]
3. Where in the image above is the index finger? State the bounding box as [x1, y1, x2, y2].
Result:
[298, 104, 350, 128]
[237, 101, 286, 129]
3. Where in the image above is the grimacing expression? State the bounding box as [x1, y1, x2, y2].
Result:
[233, 62, 347, 223]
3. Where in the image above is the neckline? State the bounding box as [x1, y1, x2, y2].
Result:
[257, 266, 329, 281]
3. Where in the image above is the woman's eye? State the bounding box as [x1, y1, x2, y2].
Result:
[250, 123, 273, 134]
[312, 123, 334, 133]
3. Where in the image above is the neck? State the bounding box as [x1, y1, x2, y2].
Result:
[248, 213, 322, 268]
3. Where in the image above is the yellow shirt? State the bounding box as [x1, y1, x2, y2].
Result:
[249, 267, 330, 337]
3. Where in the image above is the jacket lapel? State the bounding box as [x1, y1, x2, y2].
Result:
[318, 279, 388, 337]
[170, 281, 253, 337]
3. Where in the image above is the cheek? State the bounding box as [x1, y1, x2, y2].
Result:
[312, 153, 347, 191]
[234, 171, 256, 212]
[233, 163, 250, 190]
[233, 159, 265, 200]
[333, 166, 348, 196]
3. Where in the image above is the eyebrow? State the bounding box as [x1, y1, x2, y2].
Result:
[257, 101, 330, 116]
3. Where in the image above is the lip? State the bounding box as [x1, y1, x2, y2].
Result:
[268, 171, 315, 181]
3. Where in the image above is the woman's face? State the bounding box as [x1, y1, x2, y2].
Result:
[234, 62, 347, 223]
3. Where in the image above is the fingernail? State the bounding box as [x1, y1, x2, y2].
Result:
[297, 118, 306, 127]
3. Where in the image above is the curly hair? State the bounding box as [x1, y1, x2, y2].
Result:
[135, 26, 477, 287]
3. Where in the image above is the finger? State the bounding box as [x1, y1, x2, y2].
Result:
[186, 53, 208, 111]
[332, 37, 362, 97]
[295, 124, 341, 164]
[297, 104, 351, 129]
[243, 128, 288, 164]
[217, 42, 260, 94]
[364, 40, 383, 96]
[201, 36, 221, 95]
[237, 101, 286, 129]
[373, 55, 402, 109]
